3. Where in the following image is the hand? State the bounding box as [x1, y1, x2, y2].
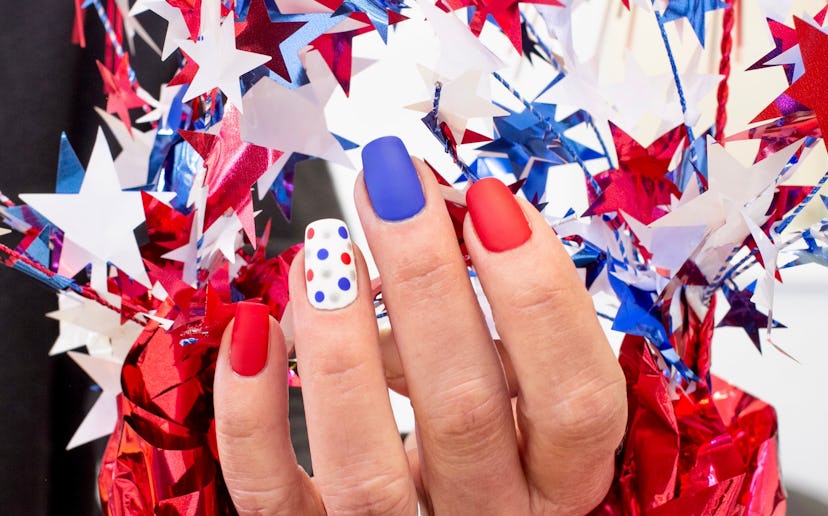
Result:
[213, 136, 627, 515]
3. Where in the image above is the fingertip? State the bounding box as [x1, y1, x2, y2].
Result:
[213, 303, 309, 514]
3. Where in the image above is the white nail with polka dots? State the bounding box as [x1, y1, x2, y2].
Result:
[304, 218, 358, 310]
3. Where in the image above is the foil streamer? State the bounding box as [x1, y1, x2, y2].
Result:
[591, 296, 786, 515]
[98, 244, 299, 515]
[7, 0, 811, 512]
[98, 302, 235, 515]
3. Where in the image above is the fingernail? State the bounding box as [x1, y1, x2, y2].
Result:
[362, 136, 426, 221]
[466, 178, 532, 252]
[304, 218, 358, 310]
[231, 301, 270, 376]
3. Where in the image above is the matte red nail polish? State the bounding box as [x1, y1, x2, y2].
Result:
[231, 301, 270, 376]
[466, 177, 532, 252]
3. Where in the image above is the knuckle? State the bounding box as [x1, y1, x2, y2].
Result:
[507, 278, 591, 324]
[227, 468, 309, 516]
[216, 407, 274, 444]
[230, 487, 285, 516]
[386, 251, 459, 305]
[422, 375, 509, 459]
[230, 486, 296, 516]
[548, 371, 628, 450]
[303, 346, 371, 398]
[321, 467, 416, 516]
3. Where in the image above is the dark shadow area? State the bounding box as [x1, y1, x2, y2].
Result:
[787, 487, 828, 516]
[0, 5, 322, 514]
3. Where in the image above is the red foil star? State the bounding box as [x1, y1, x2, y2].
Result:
[309, 11, 406, 95]
[97, 55, 146, 136]
[167, 0, 203, 39]
[585, 124, 686, 225]
[234, 0, 306, 82]
[754, 17, 828, 151]
[180, 107, 284, 242]
[440, 0, 562, 53]
[728, 112, 821, 162]
[165, 0, 235, 39]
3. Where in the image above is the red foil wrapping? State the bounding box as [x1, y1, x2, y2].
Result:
[592, 296, 786, 515]
[99, 242, 784, 514]
[99, 245, 300, 515]
[98, 301, 237, 515]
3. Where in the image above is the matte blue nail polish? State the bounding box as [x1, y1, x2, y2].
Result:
[362, 136, 426, 221]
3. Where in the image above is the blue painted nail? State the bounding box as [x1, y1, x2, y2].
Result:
[362, 136, 426, 221]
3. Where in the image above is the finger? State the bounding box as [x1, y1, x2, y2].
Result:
[214, 302, 323, 516]
[379, 329, 519, 398]
[356, 136, 527, 513]
[290, 219, 418, 515]
[464, 178, 627, 512]
[403, 427, 429, 516]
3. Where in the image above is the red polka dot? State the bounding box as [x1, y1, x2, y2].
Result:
[340, 253, 351, 265]
[307, 228, 315, 239]
[306, 269, 314, 282]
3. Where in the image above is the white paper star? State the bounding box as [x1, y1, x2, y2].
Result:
[178, 12, 271, 111]
[95, 108, 156, 189]
[652, 139, 802, 278]
[48, 292, 144, 360]
[604, 53, 680, 131]
[407, 68, 507, 141]
[65, 351, 123, 450]
[674, 50, 722, 128]
[136, 83, 183, 125]
[115, 0, 162, 56]
[417, 0, 504, 80]
[130, 0, 190, 60]
[240, 67, 351, 196]
[758, 0, 792, 22]
[20, 129, 151, 287]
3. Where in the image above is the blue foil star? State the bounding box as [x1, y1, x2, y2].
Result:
[335, 0, 407, 43]
[717, 282, 786, 352]
[475, 103, 601, 201]
[609, 270, 699, 381]
[660, 0, 728, 48]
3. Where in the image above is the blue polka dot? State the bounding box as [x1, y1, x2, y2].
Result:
[317, 248, 329, 260]
[338, 277, 351, 291]
[314, 291, 325, 303]
[338, 226, 349, 239]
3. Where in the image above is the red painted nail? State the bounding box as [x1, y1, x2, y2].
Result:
[231, 301, 270, 376]
[466, 178, 532, 252]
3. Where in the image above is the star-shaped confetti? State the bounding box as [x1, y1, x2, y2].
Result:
[334, 0, 407, 43]
[179, 11, 271, 110]
[407, 69, 507, 143]
[476, 102, 602, 202]
[130, 0, 190, 59]
[240, 61, 351, 216]
[754, 17, 828, 152]
[95, 107, 156, 189]
[180, 106, 283, 242]
[441, 0, 562, 53]
[97, 55, 146, 135]
[234, 0, 307, 82]
[20, 130, 152, 288]
[585, 123, 686, 224]
[65, 350, 124, 449]
[660, 0, 728, 48]
[718, 284, 785, 351]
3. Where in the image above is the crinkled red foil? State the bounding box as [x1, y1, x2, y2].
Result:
[99, 245, 300, 515]
[99, 243, 784, 515]
[592, 297, 786, 515]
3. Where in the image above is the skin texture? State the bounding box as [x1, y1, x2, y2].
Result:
[213, 156, 628, 515]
